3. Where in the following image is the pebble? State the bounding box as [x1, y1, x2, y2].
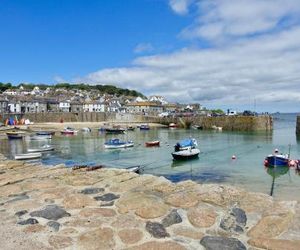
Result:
[30, 205, 71, 220]
[47, 221, 61, 232]
[200, 236, 246, 250]
[18, 218, 39, 225]
[145, 222, 169, 238]
[94, 193, 120, 201]
[15, 210, 28, 217]
[80, 187, 105, 195]
[161, 209, 182, 227]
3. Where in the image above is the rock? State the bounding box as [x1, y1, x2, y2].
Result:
[77, 228, 115, 250]
[116, 192, 169, 219]
[161, 209, 182, 227]
[165, 191, 199, 208]
[63, 194, 97, 209]
[125, 241, 186, 250]
[0, 184, 22, 197]
[100, 201, 115, 207]
[94, 193, 120, 201]
[22, 179, 58, 191]
[7, 194, 29, 203]
[17, 218, 39, 225]
[200, 236, 246, 250]
[64, 218, 104, 228]
[30, 205, 71, 220]
[36, 187, 71, 200]
[118, 229, 143, 244]
[111, 214, 142, 229]
[0, 171, 5, 174]
[247, 214, 293, 238]
[231, 208, 247, 226]
[187, 205, 217, 228]
[220, 207, 247, 233]
[248, 238, 300, 250]
[47, 221, 60, 232]
[239, 192, 273, 213]
[145, 222, 169, 238]
[79, 208, 116, 218]
[48, 235, 73, 249]
[15, 210, 28, 217]
[80, 187, 105, 195]
[173, 227, 204, 240]
[23, 224, 45, 233]
[60, 227, 79, 235]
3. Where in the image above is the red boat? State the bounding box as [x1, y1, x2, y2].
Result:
[145, 140, 160, 147]
[169, 123, 178, 128]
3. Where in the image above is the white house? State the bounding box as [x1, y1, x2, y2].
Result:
[83, 101, 105, 112]
[59, 101, 71, 112]
[8, 102, 21, 113]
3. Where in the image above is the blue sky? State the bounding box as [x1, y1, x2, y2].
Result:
[0, 0, 191, 83]
[1, 0, 300, 112]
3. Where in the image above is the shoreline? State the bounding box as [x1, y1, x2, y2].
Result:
[0, 155, 299, 249]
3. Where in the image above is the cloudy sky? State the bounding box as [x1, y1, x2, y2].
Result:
[2, 0, 300, 112]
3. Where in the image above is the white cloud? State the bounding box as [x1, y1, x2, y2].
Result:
[169, 0, 192, 15]
[78, 1, 300, 112]
[173, 0, 300, 40]
[54, 76, 66, 83]
[134, 43, 154, 54]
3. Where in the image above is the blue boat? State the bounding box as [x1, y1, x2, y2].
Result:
[174, 138, 197, 151]
[172, 138, 200, 160]
[266, 154, 289, 167]
[139, 124, 150, 130]
[104, 138, 134, 149]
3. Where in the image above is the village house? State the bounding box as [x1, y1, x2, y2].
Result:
[70, 101, 83, 112]
[107, 98, 122, 112]
[59, 100, 71, 112]
[0, 97, 8, 113]
[126, 101, 163, 115]
[83, 100, 105, 112]
[7, 99, 21, 113]
[46, 99, 60, 112]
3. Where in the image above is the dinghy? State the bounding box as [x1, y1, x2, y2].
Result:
[14, 152, 42, 160]
[36, 131, 55, 136]
[61, 127, 78, 135]
[6, 131, 26, 139]
[172, 138, 200, 160]
[28, 145, 54, 153]
[30, 134, 52, 140]
[145, 140, 160, 147]
[104, 138, 134, 149]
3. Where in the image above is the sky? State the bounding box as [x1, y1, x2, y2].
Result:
[1, 0, 300, 112]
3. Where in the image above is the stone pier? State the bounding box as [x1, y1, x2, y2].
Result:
[0, 154, 299, 249]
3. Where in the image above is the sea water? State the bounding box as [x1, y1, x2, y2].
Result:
[1, 113, 300, 200]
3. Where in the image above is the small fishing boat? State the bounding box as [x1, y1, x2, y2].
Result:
[6, 131, 26, 139]
[172, 138, 200, 160]
[105, 127, 126, 134]
[30, 134, 52, 140]
[28, 145, 55, 153]
[212, 125, 223, 131]
[139, 124, 150, 130]
[192, 125, 203, 130]
[125, 165, 142, 174]
[81, 127, 92, 132]
[145, 140, 160, 147]
[127, 126, 135, 131]
[172, 148, 200, 160]
[169, 123, 178, 128]
[61, 127, 78, 135]
[104, 138, 134, 149]
[36, 131, 55, 136]
[14, 152, 42, 160]
[265, 154, 289, 167]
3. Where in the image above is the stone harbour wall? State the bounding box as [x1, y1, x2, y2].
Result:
[296, 116, 300, 135]
[0, 154, 299, 250]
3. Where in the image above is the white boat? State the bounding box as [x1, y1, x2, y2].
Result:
[30, 134, 52, 140]
[14, 152, 42, 160]
[172, 148, 200, 160]
[28, 145, 55, 153]
[81, 127, 91, 132]
[61, 127, 78, 135]
[104, 138, 134, 149]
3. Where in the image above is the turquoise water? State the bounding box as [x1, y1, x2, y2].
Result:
[1, 113, 300, 200]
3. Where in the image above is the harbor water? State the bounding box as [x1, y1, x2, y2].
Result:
[1, 113, 300, 200]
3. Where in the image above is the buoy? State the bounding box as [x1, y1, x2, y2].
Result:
[289, 160, 296, 167]
[232, 155, 236, 160]
[264, 159, 268, 167]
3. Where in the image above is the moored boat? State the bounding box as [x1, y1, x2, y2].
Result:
[127, 126, 135, 131]
[125, 165, 142, 174]
[172, 138, 200, 160]
[14, 152, 42, 160]
[169, 123, 178, 128]
[81, 127, 92, 132]
[36, 131, 55, 136]
[104, 138, 134, 149]
[6, 131, 26, 139]
[61, 127, 78, 135]
[28, 145, 55, 153]
[192, 125, 203, 130]
[265, 154, 289, 167]
[145, 140, 160, 147]
[105, 127, 126, 134]
[30, 134, 52, 140]
[139, 124, 150, 130]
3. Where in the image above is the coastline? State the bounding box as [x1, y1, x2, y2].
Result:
[0, 154, 299, 249]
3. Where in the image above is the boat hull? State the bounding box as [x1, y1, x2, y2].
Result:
[104, 143, 134, 149]
[14, 153, 42, 160]
[28, 146, 54, 153]
[36, 131, 55, 136]
[267, 155, 289, 167]
[172, 149, 200, 160]
[7, 134, 24, 139]
[145, 141, 160, 147]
